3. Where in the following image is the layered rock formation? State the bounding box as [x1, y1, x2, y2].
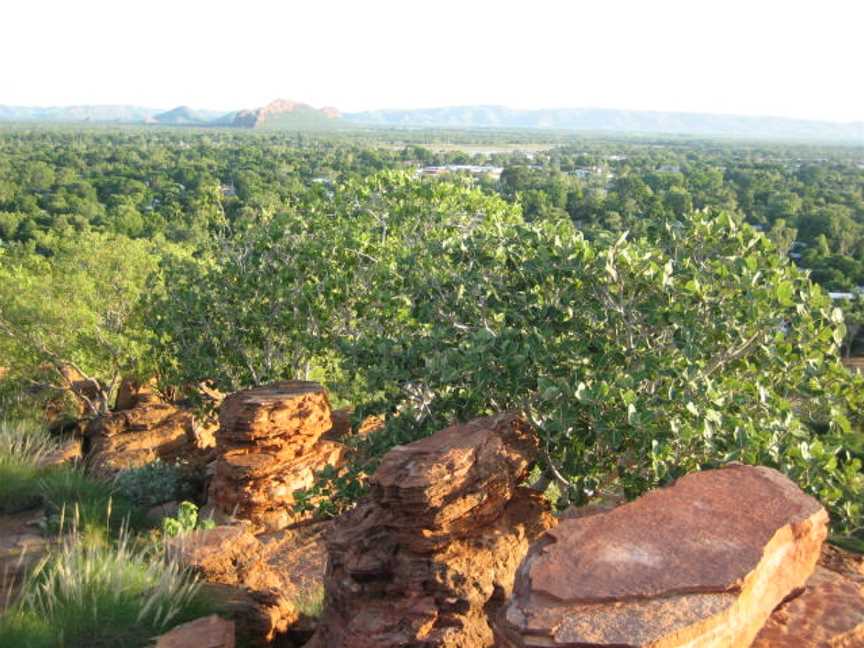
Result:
[309, 413, 554, 648]
[85, 402, 215, 476]
[496, 464, 828, 648]
[752, 545, 864, 647]
[169, 521, 330, 646]
[210, 381, 345, 531]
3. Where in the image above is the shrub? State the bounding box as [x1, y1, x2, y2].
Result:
[161, 501, 214, 538]
[113, 460, 189, 508]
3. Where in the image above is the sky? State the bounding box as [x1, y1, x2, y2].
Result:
[2, 0, 863, 123]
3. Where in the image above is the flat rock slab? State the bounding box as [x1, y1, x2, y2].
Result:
[498, 464, 828, 647]
[155, 615, 235, 648]
[218, 381, 332, 442]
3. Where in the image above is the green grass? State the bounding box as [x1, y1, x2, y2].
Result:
[40, 468, 148, 542]
[0, 420, 219, 646]
[0, 420, 59, 513]
[0, 419, 147, 541]
[292, 584, 325, 619]
[0, 526, 215, 648]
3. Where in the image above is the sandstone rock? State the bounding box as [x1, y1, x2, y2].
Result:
[218, 381, 332, 443]
[497, 464, 828, 648]
[211, 382, 346, 531]
[85, 402, 215, 476]
[0, 508, 50, 605]
[167, 525, 270, 588]
[115, 376, 161, 411]
[155, 614, 235, 648]
[310, 413, 554, 648]
[326, 407, 353, 440]
[169, 522, 330, 646]
[325, 407, 385, 442]
[751, 545, 864, 647]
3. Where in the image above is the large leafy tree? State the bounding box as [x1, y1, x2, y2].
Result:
[150, 171, 521, 395]
[341, 206, 863, 531]
[0, 232, 161, 415]
[152, 172, 863, 533]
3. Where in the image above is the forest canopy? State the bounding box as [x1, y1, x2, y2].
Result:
[1, 128, 863, 536]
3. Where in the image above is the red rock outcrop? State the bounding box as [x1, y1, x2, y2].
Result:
[324, 407, 385, 442]
[169, 521, 330, 646]
[231, 99, 340, 128]
[496, 464, 828, 648]
[155, 615, 235, 648]
[114, 376, 161, 411]
[210, 382, 345, 531]
[752, 544, 864, 647]
[84, 402, 215, 476]
[309, 413, 555, 648]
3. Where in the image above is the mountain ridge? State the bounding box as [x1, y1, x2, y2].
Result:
[0, 101, 861, 142]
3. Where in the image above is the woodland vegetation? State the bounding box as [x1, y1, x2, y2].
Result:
[0, 127, 863, 645]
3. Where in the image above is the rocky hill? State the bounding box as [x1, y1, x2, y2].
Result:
[224, 99, 342, 129]
[150, 105, 224, 125]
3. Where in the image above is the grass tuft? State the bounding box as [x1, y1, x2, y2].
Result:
[0, 521, 214, 647]
[0, 420, 60, 513]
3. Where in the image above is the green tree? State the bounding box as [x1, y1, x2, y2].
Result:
[0, 232, 161, 415]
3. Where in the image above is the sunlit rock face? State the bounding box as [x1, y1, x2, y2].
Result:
[168, 521, 330, 646]
[752, 544, 864, 647]
[495, 464, 828, 648]
[210, 381, 346, 532]
[308, 412, 555, 648]
[85, 401, 214, 476]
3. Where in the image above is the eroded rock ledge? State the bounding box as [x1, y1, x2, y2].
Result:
[309, 412, 555, 648]
[496, 464, 828, 648]
[210, 381, 346, 531]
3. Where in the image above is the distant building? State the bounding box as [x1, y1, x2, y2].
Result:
[420, 165, 503, 180]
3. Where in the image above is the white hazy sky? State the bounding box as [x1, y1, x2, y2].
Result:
[2, 0, 863, 122]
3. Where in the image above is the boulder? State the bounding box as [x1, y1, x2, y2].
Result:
[210, 382, 346, 531]
[496, 464, 828, 648]
[0, 508, 50, 604]
[167, 525, 271, 589]
[155, 614, 235, 648]
[324, 407, 385, 442]
[752, 545, 864, 647]
[309, 413, 555, 648]
[85, 403, 214, 476]
[114, 376, 161, 411]
[168, 522, 330, 646]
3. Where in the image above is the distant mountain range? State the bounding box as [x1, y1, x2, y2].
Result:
[346, 106, 864, 142]
[0, 100, 861, 142]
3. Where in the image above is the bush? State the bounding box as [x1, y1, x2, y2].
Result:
[0, 525, 214, 648]
[161, 501, 214, 538]
[113, 460, 190, 508]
